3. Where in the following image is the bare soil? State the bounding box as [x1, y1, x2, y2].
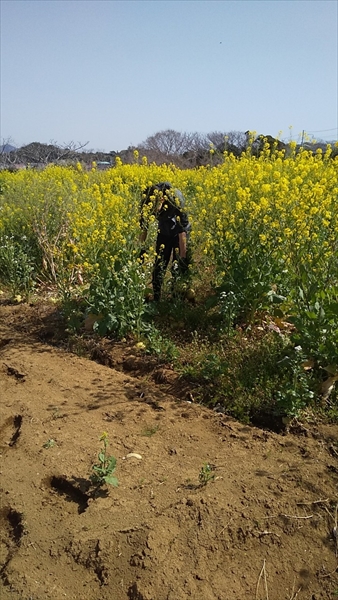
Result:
[0, 299, 337, 600]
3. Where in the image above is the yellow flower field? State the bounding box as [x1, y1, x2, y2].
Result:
[0, 144, 337, 366]
[1, 146, 337, 281]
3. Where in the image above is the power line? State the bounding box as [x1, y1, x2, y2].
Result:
[285, 127, 337, 141]
[286, 132, 337, 142]
[305, 128, 337, 133]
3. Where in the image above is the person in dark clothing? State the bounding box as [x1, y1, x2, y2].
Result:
[140, 182, 191, 301]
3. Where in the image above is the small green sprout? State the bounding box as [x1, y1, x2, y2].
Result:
[141, 425, 159, 437]
[43, 438, 55, 449]
[90, 432, 118, 488]
[198, 463, 215, 487]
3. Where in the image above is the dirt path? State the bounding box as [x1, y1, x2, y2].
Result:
[0, 301, 337, 600]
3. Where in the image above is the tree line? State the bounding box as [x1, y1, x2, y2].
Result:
[1, 129, 336, 170]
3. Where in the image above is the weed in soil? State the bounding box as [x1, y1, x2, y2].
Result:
[90, 432, 118, 489]
[198, 463, 215, 487]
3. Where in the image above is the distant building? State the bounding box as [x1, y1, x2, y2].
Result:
[96, 161, 112, 170]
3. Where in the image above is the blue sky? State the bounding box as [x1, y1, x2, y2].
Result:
[1, 0, 337, 151]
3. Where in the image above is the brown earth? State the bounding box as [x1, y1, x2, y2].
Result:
[0, 299, 337, 600]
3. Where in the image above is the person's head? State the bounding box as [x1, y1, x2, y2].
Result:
[155, 182, 173, 211]
[156, 182, 171, 194]
[142, 182, 172, 213]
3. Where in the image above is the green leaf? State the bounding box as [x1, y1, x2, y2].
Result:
[305, 311, 317, 320]
[205, 294, 219, 310]
[267, 291, 286, 304]
[271, 307, 285, 318]
[107, 456, 117, 470]
[327, 302, 338, 317]
[104, 475, 118, 486]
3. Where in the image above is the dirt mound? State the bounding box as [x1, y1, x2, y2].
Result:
[0, 300, 337, 599]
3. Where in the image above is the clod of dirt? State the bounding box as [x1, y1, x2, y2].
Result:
[153, 368, 172, 384]
[123, 356, 144, 371]
[4, 364, 26, 381]
[90, 345, 114, 367]
[128, 582, 147, 600]
[65, 538, 109, 586]
[0, 339, 11, 350]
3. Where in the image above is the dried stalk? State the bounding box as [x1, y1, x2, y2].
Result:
[255, 559, 269, 600]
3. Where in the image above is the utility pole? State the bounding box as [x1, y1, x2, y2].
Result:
[301, 130, 305, 146]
